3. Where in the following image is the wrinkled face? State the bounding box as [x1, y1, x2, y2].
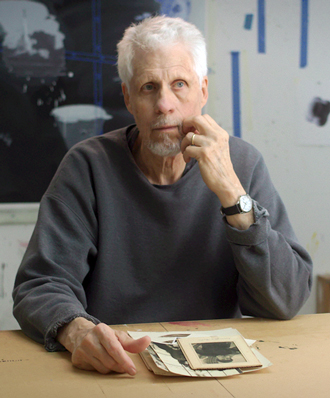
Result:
[122, 44, 208, 156]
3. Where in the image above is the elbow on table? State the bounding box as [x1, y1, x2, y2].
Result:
[241, 300, 305, 321]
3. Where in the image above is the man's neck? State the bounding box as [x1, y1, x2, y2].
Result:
[132, 141, 186, 185]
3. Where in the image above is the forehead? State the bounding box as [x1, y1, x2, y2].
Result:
[131, 44, 197, 83]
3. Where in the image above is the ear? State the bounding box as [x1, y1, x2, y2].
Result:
[201, 76, 208, 108]
[122, 83, 133, 114]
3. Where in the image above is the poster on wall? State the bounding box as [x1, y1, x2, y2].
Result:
[0, 0, 192, 202]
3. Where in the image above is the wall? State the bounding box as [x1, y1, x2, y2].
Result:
[0, 204, 38, 330]
[204, 0, 330, 314]
[1, 0, 329, 330]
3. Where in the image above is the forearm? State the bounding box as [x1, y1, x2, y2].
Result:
[226, 206, 313, 319]
[13, 192, 99, 350]
[13, 279, 100, 351]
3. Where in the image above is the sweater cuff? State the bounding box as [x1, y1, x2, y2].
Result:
[44, 312, 101, 352]
[224, 200, 271, 246]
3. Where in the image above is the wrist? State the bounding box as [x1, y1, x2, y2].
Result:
[57, 317, 95, 352]
[225, 209, 255, 230]
[220, 194, 255, 230]
[214, 183, 246, 209]
[220, 194, 253, 216]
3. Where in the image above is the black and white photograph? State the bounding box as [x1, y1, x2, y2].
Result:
[177, 335, 262, 370]
[192, 341, 246, 365]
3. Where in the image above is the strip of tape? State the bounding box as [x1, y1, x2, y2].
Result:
[258, 0, 266, 53]
[231, 51, 241, 138]
[300, 0, 309, 68]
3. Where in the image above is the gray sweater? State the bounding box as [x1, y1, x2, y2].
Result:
[13, 125, 313, 351]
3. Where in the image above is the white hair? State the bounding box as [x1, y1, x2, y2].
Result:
[117, 15, 207, 90]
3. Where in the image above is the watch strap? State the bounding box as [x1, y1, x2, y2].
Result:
[220, 203, 242, 216]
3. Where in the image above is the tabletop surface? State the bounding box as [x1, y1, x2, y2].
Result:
[1, 313, 329, 398]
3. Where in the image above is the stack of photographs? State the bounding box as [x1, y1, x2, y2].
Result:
[128, 328, 272, 378]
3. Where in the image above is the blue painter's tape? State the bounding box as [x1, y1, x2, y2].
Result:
[300, 0, 309, 68]
[231, 52, 241, 138]
[244, 14, 253, 30]
[258, 0, 265, 53]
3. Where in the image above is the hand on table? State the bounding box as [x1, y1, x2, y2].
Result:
[57, 317, 151, 375]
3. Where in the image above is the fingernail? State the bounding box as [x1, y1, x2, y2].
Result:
[128, 367, 136, 376]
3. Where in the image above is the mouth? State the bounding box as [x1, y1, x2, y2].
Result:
[153, 125, 178, 131]
[152, 125, 183, 137]
[151, 118, 183, 137]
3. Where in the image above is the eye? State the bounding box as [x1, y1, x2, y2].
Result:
[174, 81, 185, 88]
[142, 83, 154, 91]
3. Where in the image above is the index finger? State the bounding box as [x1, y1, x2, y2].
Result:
[182, 114, 212, 135]
[98, 326, 137, 375]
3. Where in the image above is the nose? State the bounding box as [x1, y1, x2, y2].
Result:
[154, 85, 176, 115]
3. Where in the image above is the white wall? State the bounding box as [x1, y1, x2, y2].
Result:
[0, 204, 38, 330]
[203, 0, 330, 314]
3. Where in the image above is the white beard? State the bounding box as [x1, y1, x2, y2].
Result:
[145, 133, 182, 156]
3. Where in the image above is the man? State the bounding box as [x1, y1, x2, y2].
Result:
[13, 16, 313, 376]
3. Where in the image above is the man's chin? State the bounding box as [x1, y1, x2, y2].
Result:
[145, 140, 182, 157]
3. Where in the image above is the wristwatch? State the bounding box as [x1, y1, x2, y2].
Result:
[220, 194, 253, 216]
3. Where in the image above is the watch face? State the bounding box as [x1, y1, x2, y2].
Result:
[239, 195, 253, 212]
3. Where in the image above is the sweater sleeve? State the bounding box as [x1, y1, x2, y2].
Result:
[12, 149, 101, 351]
[225, 151, 313, 320]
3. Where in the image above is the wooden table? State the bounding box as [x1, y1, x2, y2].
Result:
[1, 314, 329, 397]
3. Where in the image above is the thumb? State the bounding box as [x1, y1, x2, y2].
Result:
[116, 332, 151, 353]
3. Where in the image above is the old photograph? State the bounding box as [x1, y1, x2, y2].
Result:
[178, 335, 262, 370]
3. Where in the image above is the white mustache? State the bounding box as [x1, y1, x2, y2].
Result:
[151, 117, 183, 131]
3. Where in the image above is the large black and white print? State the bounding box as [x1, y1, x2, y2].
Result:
[1, 0, 192, 202]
